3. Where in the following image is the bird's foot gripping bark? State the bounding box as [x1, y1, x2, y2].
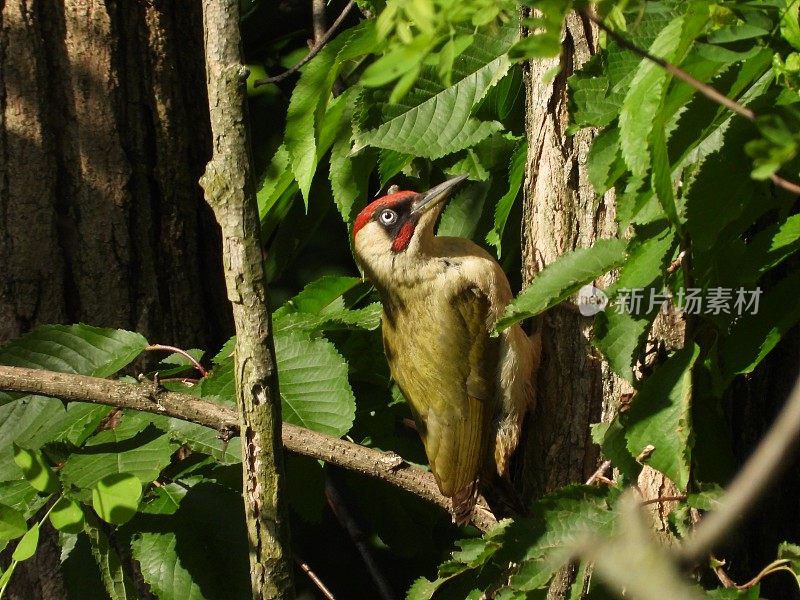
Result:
[451, 479, 480, 525]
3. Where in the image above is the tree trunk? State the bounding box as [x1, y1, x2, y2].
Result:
[520, 12, 800, 600]
[0, 0, 231, 348]
[0, 2, 232, 597]
[520, 11, 619, 501]
[520, 12, 624, 598]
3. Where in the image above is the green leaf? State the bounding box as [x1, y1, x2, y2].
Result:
[131, 482, 249, 600]
[443, 149, 490, 182]
[377, 150, 413, 186]
[329, 101, 377, 224]
[285, 30, 354, 203]
[356, 56, 508, 159]
[407, 576, 447, 600]
[138, 481, 187, 516]
[436, 181, 490, 240]
[0, 398, 67, 480]
[587, 128, 625, 195]
[86, 521, 138, 599]
[719, 271, 800, 383]
[746, 110, 800, 179]
[0, 325, 147, 407]
[50, 497, 86, 534]
[355, 24, 518, 159]
[486, 140, 526, 257]
[498, 238, 627, 330]
[257, 144, 298, 234]
[151, 349, 204, 378]
[687, 484, 724, 511]
[707, 23, 770, 44]
[275, 331, 356, 436]
[480, 486, 618, 593]
[0, 481, 43, 517]
[169, 418, 242, 465]
[591, 421, 641, 484]
[623, 345, 700, 490]
[13, 444, 58, 494]
[0, 324, 147, 377]
[594, 225, 677, 381]
[619, 17, 685, 180]
[361, 35, 435, 88]
[272, 276, 381, 335]
[12, 523, 39, 561]
[705, 586, 761, 599]
[14, 403, 113, 450]
[196, 347, 236, 401]
[781, 0, 800, 50]
[276, 276, 364, 315]
[650, 115, 679, 226]
[0, 504, 27, 541]
[569, 4, 680, 129]
[594, 310, 654, 385]
[777, 542, 800, 587]
[61, 423, 178, 490]
[91, 474, 142, 525]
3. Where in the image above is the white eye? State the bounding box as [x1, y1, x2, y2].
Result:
[379, 209, 398, 226]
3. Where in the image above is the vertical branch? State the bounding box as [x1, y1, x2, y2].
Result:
[199, 1, 294, 598]
[312, 0, 327, 44]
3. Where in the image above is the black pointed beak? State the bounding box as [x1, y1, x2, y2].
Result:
[410, 175, 468, 215]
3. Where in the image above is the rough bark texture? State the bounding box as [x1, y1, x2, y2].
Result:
[520, 13, 622, 599]
[0, 2, 232, 597]
[520, 12, 619, 500]
[521, 14, 690, 597]
[0, 0, 231, 348]
[199, 1, 294, 598]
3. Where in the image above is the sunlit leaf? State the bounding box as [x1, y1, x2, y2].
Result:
[91, 474, 142, 525]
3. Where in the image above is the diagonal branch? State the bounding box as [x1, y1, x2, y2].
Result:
[581, 8, 800, 197]
[679, 374, 800, 563]
[254, 0, 356, 86]
[0, 365, 496, 532]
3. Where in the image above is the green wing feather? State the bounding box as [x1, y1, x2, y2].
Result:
[383, 285, 499, 499]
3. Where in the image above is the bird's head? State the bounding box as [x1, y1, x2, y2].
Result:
[352, 175, 466, 283]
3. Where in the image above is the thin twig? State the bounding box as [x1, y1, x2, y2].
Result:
[582, 9, 755, 121]
[295, 555, 336, 599]
[254, 0, 356, 86]
[581, 8, 800, 197]
[325, 470, 398, 600]
[158, 377, 200, 385]
[712, 558, 738, 589]
[145, 344, 208, 377]
[771, 173, 800, 195]
[737, 561, 797, 590]
[640, 495, 687, 507]
[0, 365, 496, 531]
[680, 375, 800, 563]
[712, 557, 798, 591]
[585, 460, 612, 485]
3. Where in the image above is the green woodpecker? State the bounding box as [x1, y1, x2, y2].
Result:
[353, 175, 539, 523]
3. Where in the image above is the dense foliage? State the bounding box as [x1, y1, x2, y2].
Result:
[1, 0, 799, 598]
